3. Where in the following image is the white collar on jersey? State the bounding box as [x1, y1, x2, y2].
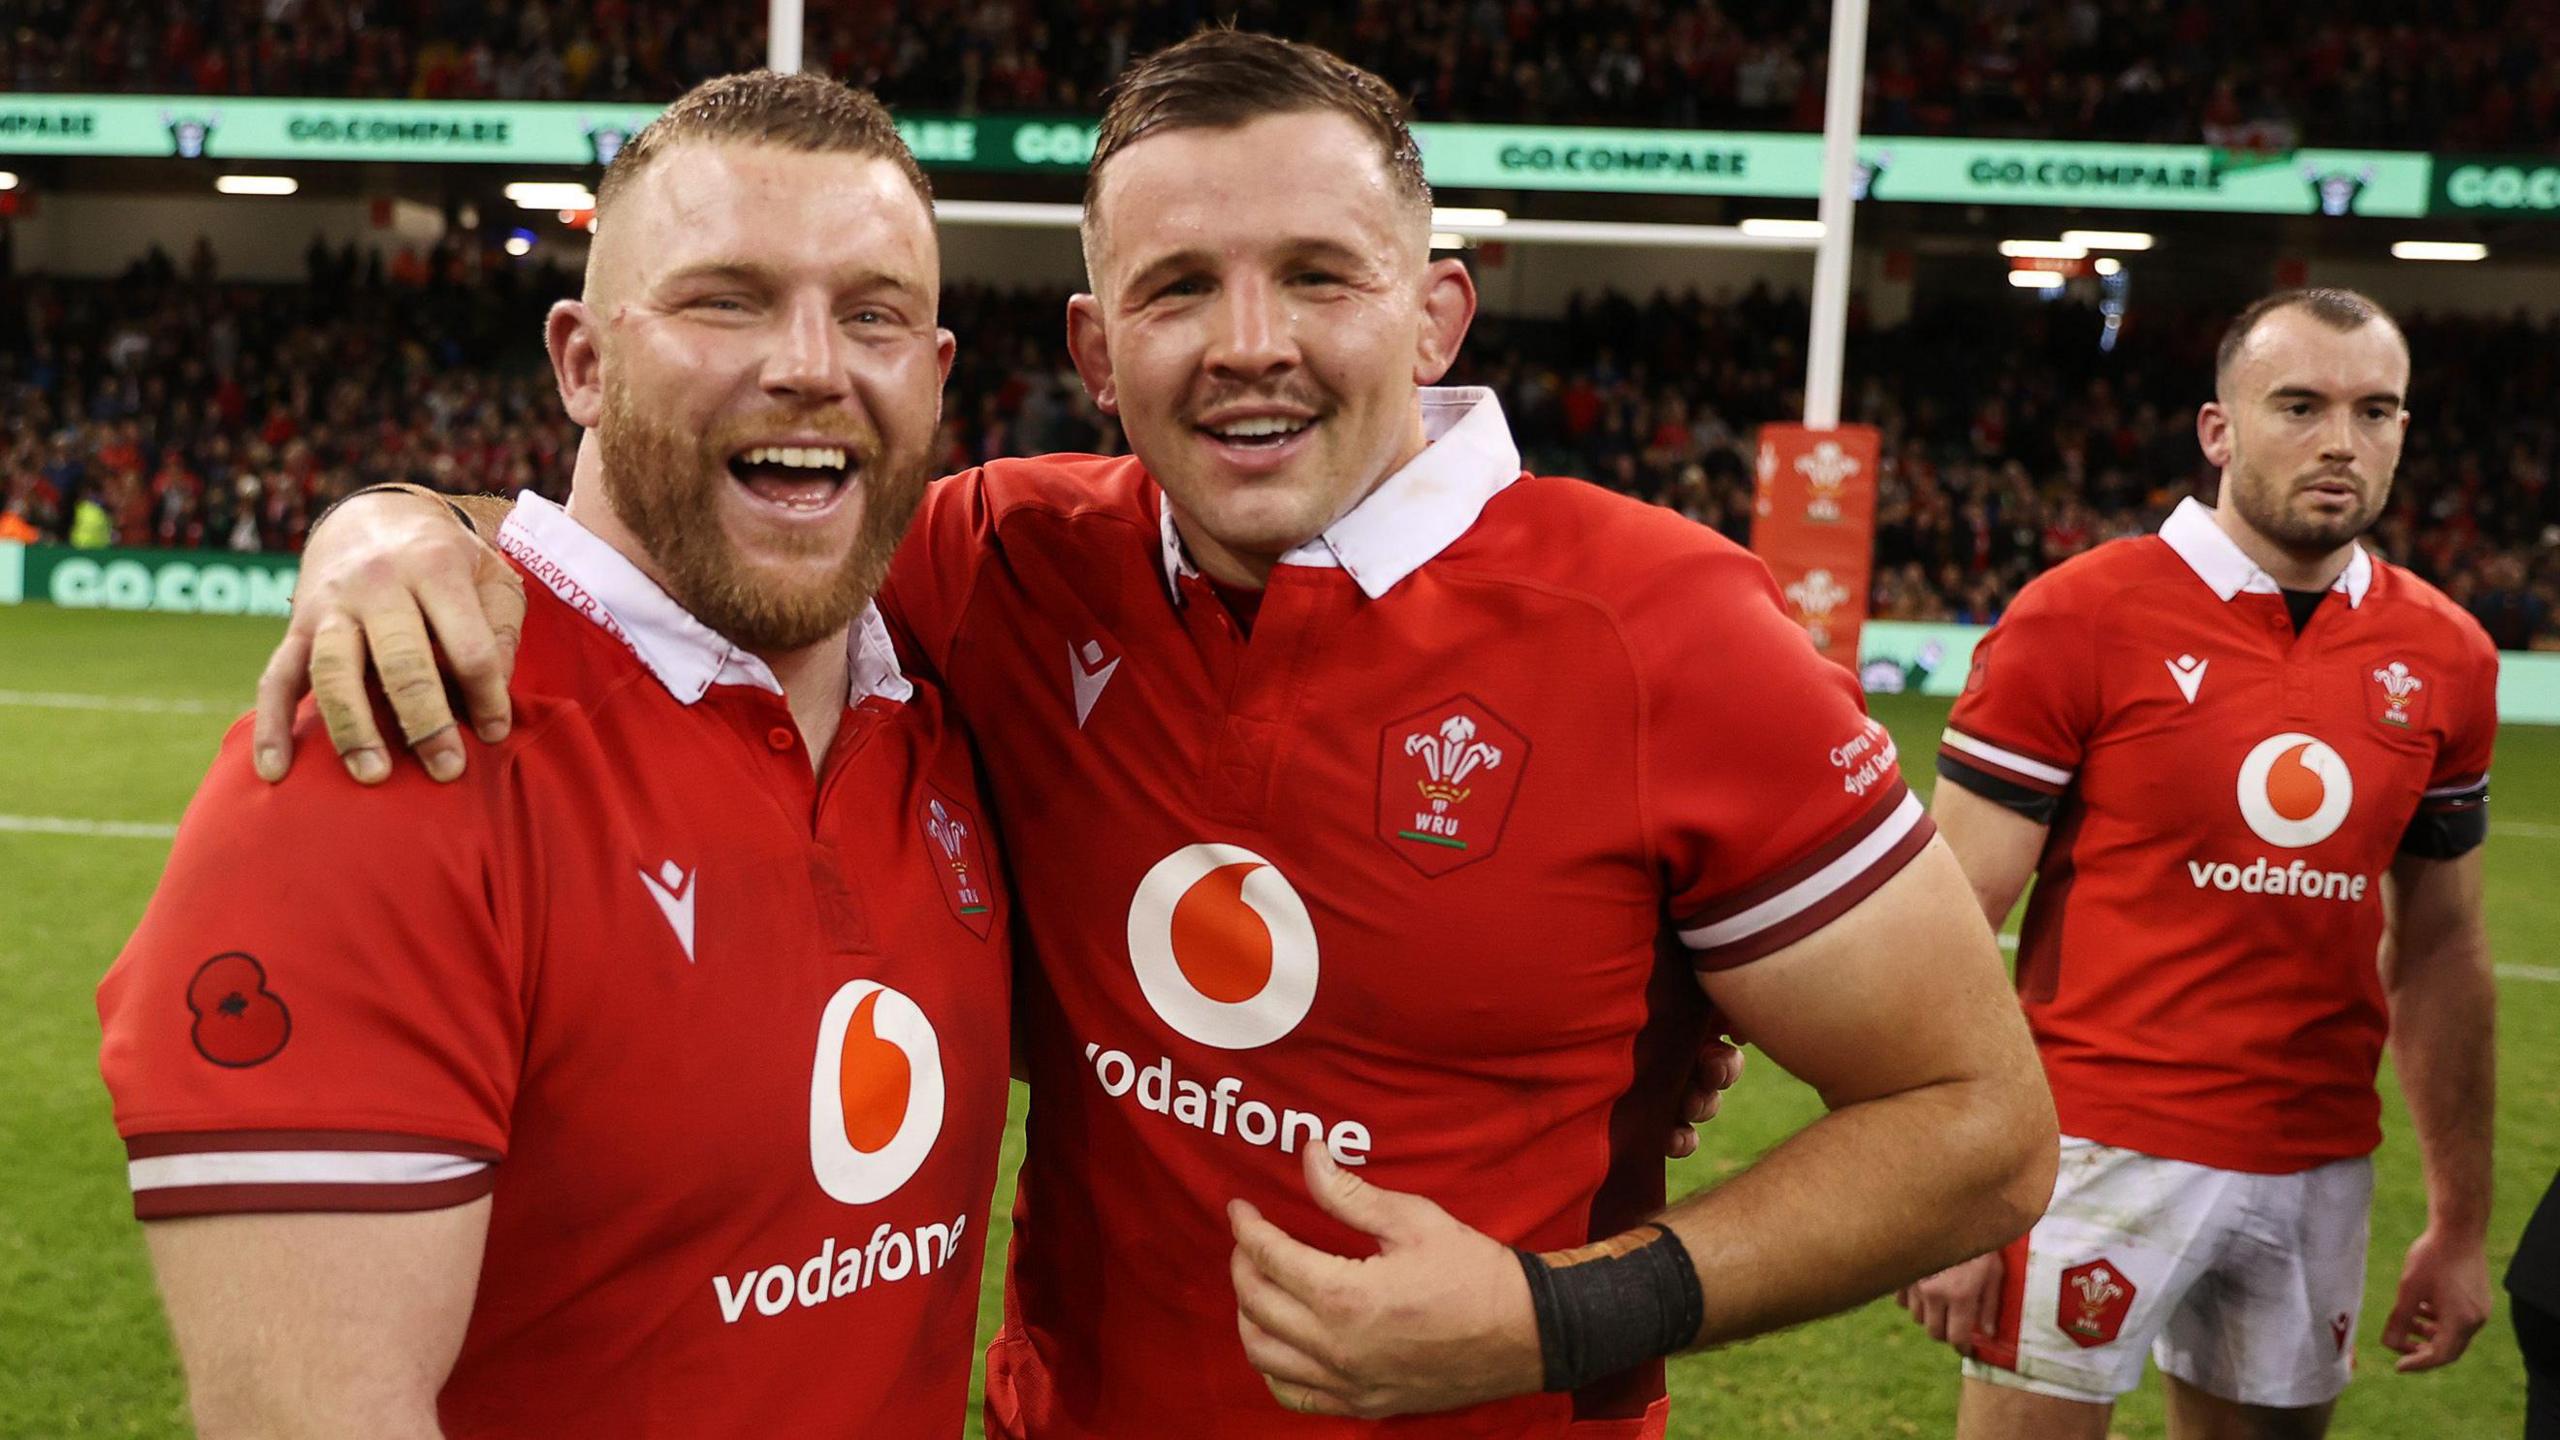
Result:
[497, 491, 913, 707]
[2159, 495, 2373, 608]
[1156, 385, 1524, 601]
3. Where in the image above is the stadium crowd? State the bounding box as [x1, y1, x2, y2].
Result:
[3, 248, 2553, 648]
[8, 0, 2558, 151]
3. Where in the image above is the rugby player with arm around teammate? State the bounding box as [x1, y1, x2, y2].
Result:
[241, 33, 2053, 1435]
[1900, 289, 2498, 1440]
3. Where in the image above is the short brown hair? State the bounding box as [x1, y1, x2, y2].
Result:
[596, 70, 931, 220]
[1083, 29, 1431, 244]
[2214, 287, 2402, 391]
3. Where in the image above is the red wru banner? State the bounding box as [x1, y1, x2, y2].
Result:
[1750, 422, 1881, 671]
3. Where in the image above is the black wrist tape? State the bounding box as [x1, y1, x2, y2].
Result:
[1515, 1224, 1705, 1393]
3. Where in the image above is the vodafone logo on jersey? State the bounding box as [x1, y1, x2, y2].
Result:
[1126, 844, 1320, 1051]
[2188, 732, 2370, 903]
[2235, 732, 2355, 848]
[808, 980, 945, 1205]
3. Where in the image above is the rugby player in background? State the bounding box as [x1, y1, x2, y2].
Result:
[1901, 289, 2499, 1440]
[244, 33, 2055, 1436]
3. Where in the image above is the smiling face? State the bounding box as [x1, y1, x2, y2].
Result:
[1068, 109, 1473, 585]
[550, 140, 954, 653]
[2199, 304, 2410, 563]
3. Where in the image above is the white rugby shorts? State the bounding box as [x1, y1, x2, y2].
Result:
[1962, 1135, 2373, 1409]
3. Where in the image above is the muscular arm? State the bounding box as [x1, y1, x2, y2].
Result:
[145, 1200, 489, 1439]
[254, 488, 524, 787]
[1927, 778, 2049, 930]
[1889, 777, 2051, 1351]
[2376, 847, 2497, 1369]
[1226, 839, 2057, 1415]
[1668, 837, 2056, 1340]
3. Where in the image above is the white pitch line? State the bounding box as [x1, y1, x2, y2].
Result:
[0, 814, 179, 840]
[0, 690, 230, 715]
[2496, 821, 2560, 840]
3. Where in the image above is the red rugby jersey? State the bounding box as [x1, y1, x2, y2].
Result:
[1939, 498, 2497, 1174]
[885, 388, 1933, 1438]
[98, 495, 1012, 1438]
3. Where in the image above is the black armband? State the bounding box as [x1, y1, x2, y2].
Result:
[2398, 801, 2489, 860]
[1514, 1224, 1705, 1393]
[313, 482, 475, 538]
[1935, 752, 2061, 825]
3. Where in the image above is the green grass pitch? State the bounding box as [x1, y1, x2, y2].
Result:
[2, 604, 2549, 1436]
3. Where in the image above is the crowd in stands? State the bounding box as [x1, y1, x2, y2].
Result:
[3, 249, 2553, 648]
[9, 0, 2558, 152]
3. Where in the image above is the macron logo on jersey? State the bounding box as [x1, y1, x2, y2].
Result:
[639, 860, 697, 962]
[1070, 639, 1121, 729]
[2166, 653, 2207, 704]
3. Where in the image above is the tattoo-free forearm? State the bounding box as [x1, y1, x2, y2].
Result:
[2390, 929, 2496, 1241]
[1653, 1064, 2051, 1347]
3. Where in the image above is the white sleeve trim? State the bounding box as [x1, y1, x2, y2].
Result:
[1941, 728, 2074, 786]
[129, 1150, 493, 1193]
[1679, 792, 1926, 951]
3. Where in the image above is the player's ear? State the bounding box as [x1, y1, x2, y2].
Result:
[548, 300, 604, 430]
[1413, 256, 1477, 387]
[2196, 400, 2233, 469]
[1066, 293, 1118, 416]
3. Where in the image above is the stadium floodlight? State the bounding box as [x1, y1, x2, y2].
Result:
[1740, 218, 1828, 238]
[1427, 232, 1468, 251]
[505, 181, 598, 210]
[2007, 270, 2067, 290]
[1999, 239, 2087, 260]
[2390, 240, 2488, 262]
[1430, 207, 1508, 228]
[0, 172, 16, 191]
[213, 175, 297, 196]
[2061, 230, 2155, 251]
[2094, 257, 2123, 276]
[504, 235, 534, 257]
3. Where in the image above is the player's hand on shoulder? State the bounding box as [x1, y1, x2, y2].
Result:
[1227, 1144, 1542, 1419]
[2382, 1226, 2492, 1372]
[1895, 1249, 2006, 1356]
[254, 487, 523, 789]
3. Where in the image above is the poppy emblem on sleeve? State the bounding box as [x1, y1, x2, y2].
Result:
[187, 952, 292, 1068]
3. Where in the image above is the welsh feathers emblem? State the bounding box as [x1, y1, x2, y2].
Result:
[2369, 660, 2425, 728]
[1795, 441, 1861, 522]
[2056, 1258, 2136, 1348]
[917, 789, 997, 939]
[1376, 697, 1530, 877]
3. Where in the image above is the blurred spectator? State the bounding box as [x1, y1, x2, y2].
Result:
[5, 1, 2556, 150]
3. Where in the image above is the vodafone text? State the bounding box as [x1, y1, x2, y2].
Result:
[711, 1213, 968, 1324]
[1083, 1043, 1372, 1166]
[2186, 856, 2370, 901]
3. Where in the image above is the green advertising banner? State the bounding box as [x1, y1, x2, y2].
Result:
[0, 542, 296, 617]
[0, 93, 2511, 219]
[0, 93, 1084, 172]
[1412, 125, 2432, 216]
[2433, 156, 2560, 215]
[1859, 619, 2560, 725]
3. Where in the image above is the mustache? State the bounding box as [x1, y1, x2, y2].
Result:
[1182, 383, 1332, 423]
